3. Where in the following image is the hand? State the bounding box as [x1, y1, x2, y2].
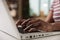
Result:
[16, 18, 53, 33]
[52, 22, 60, 31]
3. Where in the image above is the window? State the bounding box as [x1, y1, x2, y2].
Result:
[29, 0, 39, 16]
[29, 0, 54, 16]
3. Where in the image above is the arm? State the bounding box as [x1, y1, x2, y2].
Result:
[45, 10, 53, 23]
[45, 0, 54, 23]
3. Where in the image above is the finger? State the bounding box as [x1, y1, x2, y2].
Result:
[16, 19, 26, 26]
[16, 19, 20, 25]
[24, 24, 33, 31]
[21, 18, 30, 26]
[26, 19, 40, 26]
[28, 28, 37, 32]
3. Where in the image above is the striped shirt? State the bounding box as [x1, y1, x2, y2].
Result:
[50, 0, 60, 22]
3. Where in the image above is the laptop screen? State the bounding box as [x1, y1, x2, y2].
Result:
[0, 0, 20, 40]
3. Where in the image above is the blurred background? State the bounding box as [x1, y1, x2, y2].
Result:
[6, 0, 54, 21]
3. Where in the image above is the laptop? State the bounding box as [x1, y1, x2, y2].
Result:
[0, 0, 60, 40]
